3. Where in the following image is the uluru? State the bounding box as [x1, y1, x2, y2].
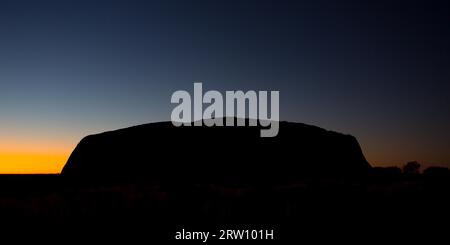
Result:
[62, 119, 371, 183]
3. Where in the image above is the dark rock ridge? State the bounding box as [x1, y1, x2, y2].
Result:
[61, 119, 371, 182]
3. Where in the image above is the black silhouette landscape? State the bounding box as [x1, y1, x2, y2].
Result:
[62, 119, 371, 182]
[1, 120, 449, 243]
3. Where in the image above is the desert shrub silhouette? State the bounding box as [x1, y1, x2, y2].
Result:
[403, 161, 421, 175]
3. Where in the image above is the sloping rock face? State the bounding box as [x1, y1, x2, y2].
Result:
[61, 120, 371, 182]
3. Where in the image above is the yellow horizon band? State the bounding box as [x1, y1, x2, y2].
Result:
[0, 152, 69, 174]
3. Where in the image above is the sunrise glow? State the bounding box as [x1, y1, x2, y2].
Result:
[0, 152, 68, 174]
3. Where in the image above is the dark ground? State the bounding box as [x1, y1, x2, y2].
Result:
[0, 169, 449, 244]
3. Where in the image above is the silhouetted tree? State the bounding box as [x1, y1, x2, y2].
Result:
[403, 161, 421, 175]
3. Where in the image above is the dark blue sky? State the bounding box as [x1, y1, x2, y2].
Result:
[0, 0, 449, 168]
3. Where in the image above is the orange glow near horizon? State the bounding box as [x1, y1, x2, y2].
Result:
[0, 139, 73, 174]
[0, 152, 68, 174]
[0, 136, 447, 174]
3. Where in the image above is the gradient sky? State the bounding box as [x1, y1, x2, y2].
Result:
[1, 0, 449, 173]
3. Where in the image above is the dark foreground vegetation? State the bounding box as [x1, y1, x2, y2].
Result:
[0, 167, 448, 243]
